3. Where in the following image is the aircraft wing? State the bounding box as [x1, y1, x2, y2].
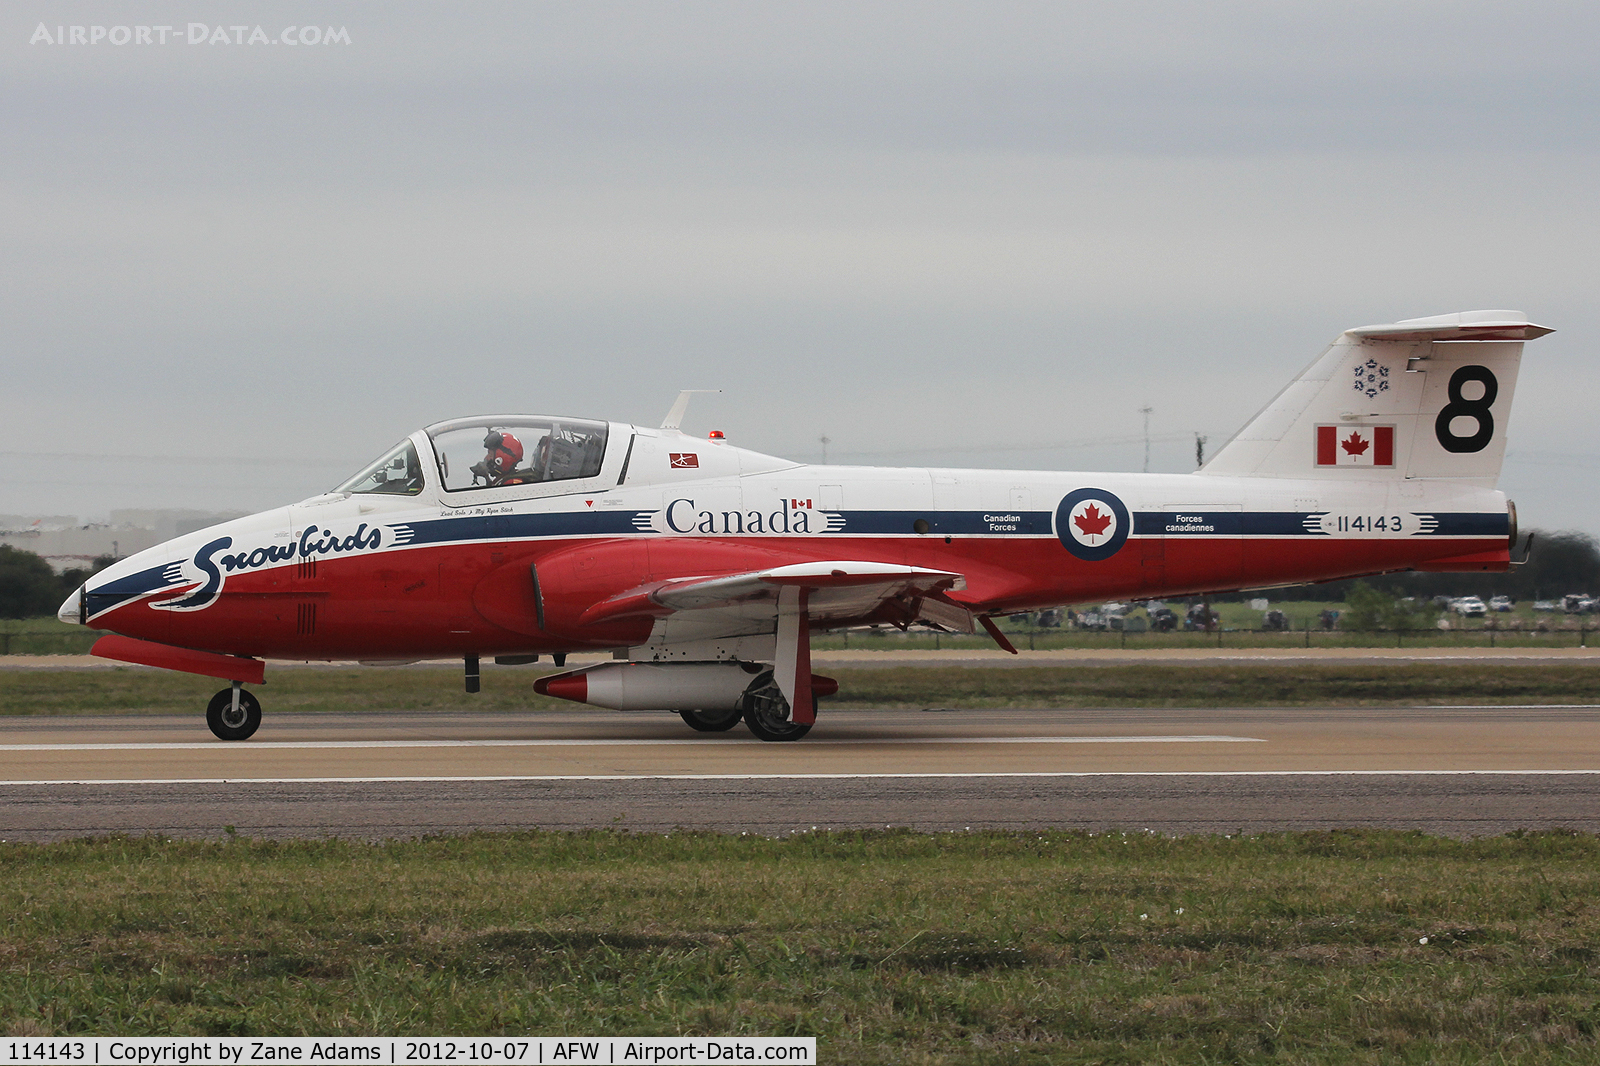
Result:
[577, 560, 974, 633]
[573, 559, 986, 723]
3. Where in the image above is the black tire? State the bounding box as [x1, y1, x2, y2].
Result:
[740, 673, 813, 742]
[206, 688, 262, 741]
[678, 708, 743, 732]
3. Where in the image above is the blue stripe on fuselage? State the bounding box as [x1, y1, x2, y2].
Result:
[386, 508, 1505, 544]
[389, 510, 644, 547]
[84, 560, 185, 616]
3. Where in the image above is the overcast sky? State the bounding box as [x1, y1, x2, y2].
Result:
[5, 1, 1599, 534]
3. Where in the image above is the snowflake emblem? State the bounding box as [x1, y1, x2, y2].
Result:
[1354, 360, 1391, 397]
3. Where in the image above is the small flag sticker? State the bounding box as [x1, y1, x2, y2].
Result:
[1316, 425, 1394, 467]
[669, 453, 699, 468]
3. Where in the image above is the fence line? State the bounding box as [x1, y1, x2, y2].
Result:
[829, 624, 1593, 651]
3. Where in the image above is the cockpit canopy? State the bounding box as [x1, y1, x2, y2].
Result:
[335, 440, 425, 496]
[426, 416, 609, 491]
[333, 417, 611, 499]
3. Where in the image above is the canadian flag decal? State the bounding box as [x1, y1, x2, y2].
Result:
[669, 453, 699, 469]
[1316, 425, 1394, 467]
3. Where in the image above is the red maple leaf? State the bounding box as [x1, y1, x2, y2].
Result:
[1074, 503, 1113, 539]
[1341, 431, 1369, 457]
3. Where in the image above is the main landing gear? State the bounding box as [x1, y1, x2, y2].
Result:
[206, 681, 261, 741]
[676, 689, 816, 741]
[738, 671, 813, 742]
[678, 708, 744, 732]
[674, 671, 816, 741]
[674, 669, 817, 741]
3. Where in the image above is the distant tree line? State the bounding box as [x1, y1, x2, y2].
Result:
[1337, 582, 1441, 631]
[0, 547, 115, 619]
[1213, 528, 1600, 605]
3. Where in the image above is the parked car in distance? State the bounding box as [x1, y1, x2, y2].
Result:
[1453, 596, 1488, 617]
[1562, 594, 1597, 614]
[1533, 600, 1558, 612]
[1489, 595, 1514, 612]
[1149, 607, 1179, 631]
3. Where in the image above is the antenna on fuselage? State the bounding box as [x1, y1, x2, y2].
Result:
[661, 390, 722, 431]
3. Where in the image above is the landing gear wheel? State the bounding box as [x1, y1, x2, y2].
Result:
[206, 688, 262, 741]
[740, 674, 813, 742]
[678, 708, 744, 732]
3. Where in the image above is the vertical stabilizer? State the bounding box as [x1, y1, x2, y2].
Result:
[1201, 311, 1551, 487]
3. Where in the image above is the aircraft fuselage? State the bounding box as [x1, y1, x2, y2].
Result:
[74, 432, 1509, 661]
[58, 309, 1543, 741]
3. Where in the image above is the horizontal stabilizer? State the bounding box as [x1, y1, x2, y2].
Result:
[1348, 310, 1553, 343]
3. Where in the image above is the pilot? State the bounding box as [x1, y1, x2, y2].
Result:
[471, 429, 526, 486]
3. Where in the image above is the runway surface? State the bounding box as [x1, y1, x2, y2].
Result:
[5, 704, 1600, 840]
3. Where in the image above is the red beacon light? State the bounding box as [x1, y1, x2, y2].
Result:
[708, 430, 725, 440]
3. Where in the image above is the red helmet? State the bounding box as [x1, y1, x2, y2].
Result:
[482, 429, 523, 479]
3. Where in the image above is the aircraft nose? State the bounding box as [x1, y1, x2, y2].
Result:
[58, 584, 84, 626]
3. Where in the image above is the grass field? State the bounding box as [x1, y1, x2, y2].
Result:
[4, 830, 1600, 1063]
[7, 655, 1600, 1058]
[3, 661, 1600, 716]
[0, 617, 101, 655]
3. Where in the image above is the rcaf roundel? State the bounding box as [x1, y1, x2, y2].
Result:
[1055, 487, 1131, 561]
[1315, 425, 1394, 467]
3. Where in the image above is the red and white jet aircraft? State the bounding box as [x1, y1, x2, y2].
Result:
[61, 310, 1547, 741]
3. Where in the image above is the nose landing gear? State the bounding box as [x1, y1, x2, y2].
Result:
[206, 682, 262, 741]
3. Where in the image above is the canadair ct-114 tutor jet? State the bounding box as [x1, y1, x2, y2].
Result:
[60, 310, 1548, 741]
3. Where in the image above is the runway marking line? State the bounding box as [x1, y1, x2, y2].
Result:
[6, 770, 1600, 786]
[0, 735, 1263, 752]
[1427, 697, 1600, 704]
